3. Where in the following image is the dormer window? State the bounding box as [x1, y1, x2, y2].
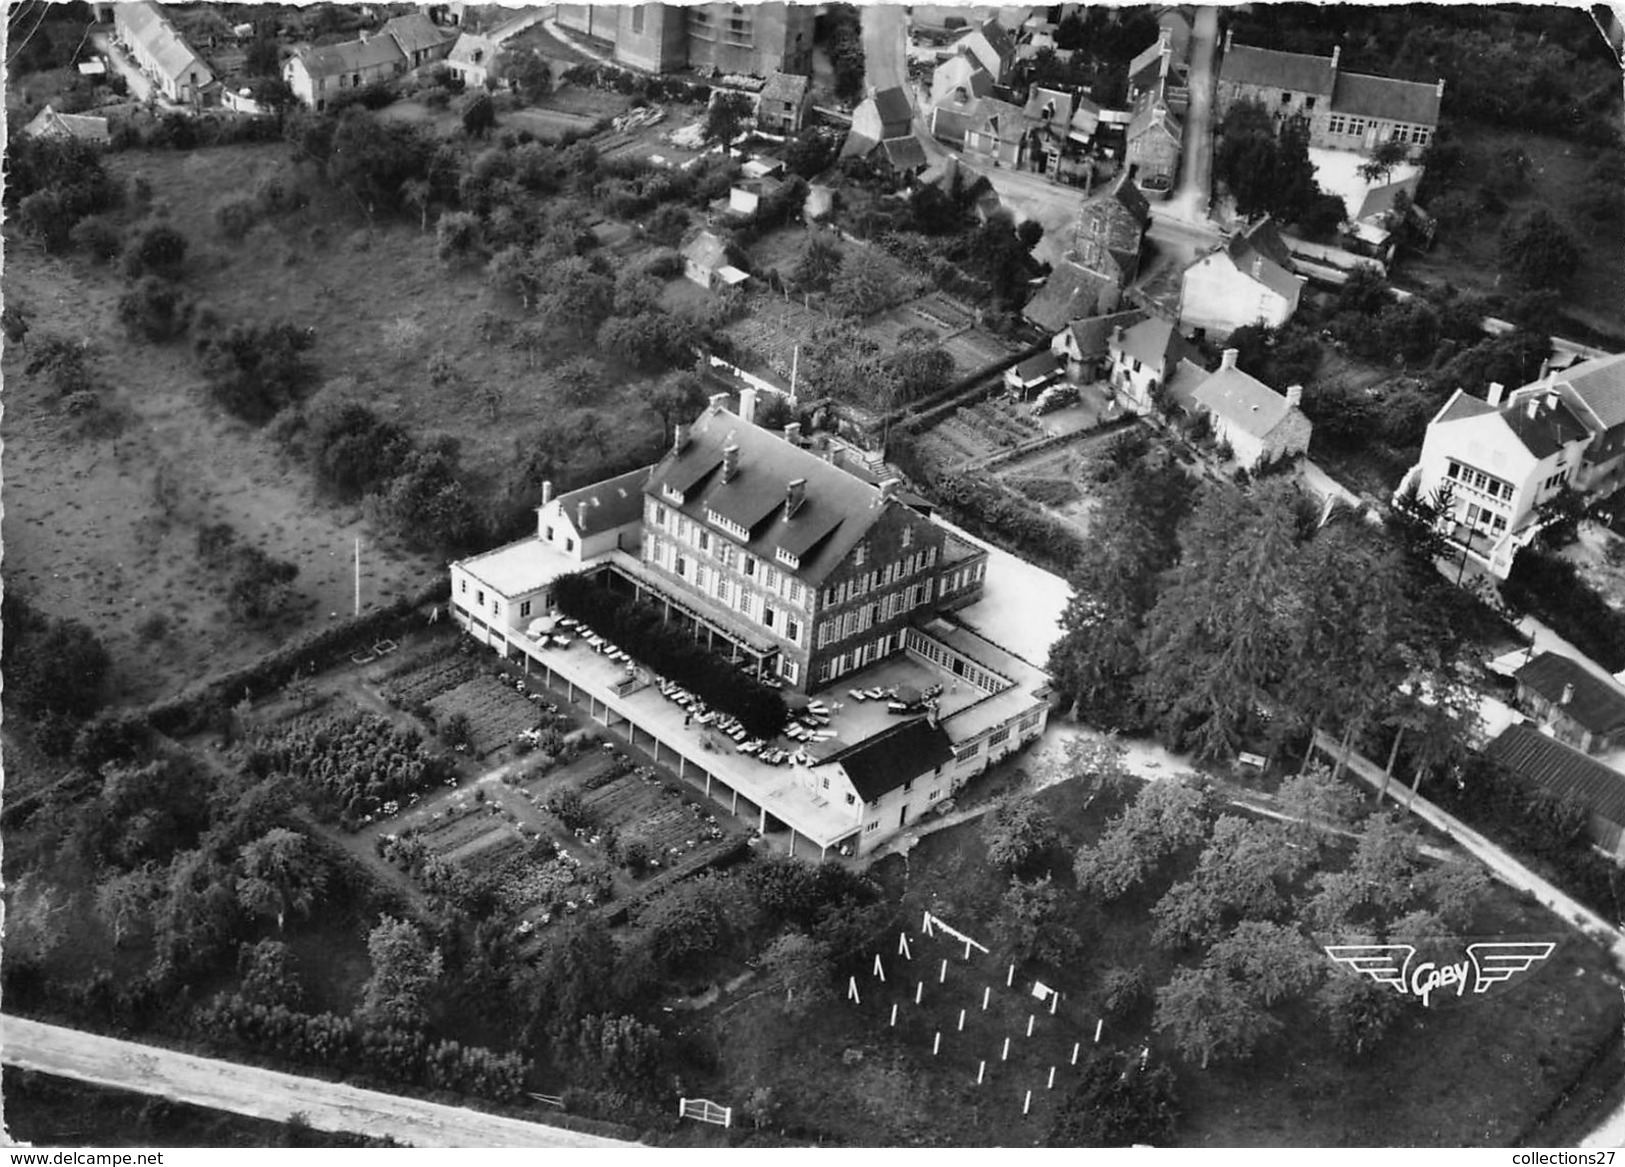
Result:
[853, 543, 868, 567]
[901, 526, 914, 548]
[776, 547, 799, 569]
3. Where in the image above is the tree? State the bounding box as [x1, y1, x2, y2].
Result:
[634, 872, 739, 971]
[574, 1013, 667, 1093]
[705, 91, 753, 146]
[1357, 138, 1411, 186]
[535, 256, 615, 340]
[884, 345, 954, 402]
[760, 931, 836, 1016]
[237, 828, 328, 931]
[122, 223, 189, 281]
[360, 916, 444, 1030]
[94, 863, 163, 948]
[1498, 206, 1579, 290]
[197, 321, 318, 424]
[3, 594, 111, 724]
[1151, 817, 1306, 948]
[1275, 766, 1360, 849]
[1154, 966, 1279, 1069]
[1075, 777, 1217, 900]
[244, 38, 282, 77]
[793, 233, 843, 291]
[117, 277, 193, 343]
[982, 796, 1060, 877]
[995, 876, 1083, 967]
[644, 370, 708, 432]
[1047, 1054, 1181, 1147]
[1315, 971, 1407, 1057]
[1307, 812, 1424, 932]
[435, 211, 484, 266]
[499, 47, 552, 103]
[1419, 860, 1490, 931]
[461, 91, 496, 138]
[238, 938, 304, 1009]
[830, 245, 901, 317]
[1206, 920, 1322, 1006]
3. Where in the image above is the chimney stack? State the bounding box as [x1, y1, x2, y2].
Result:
[1436, 78, 1445, 98]
[1331, 44, 1341, 70]
[1221, 348, 1239, 371]
[739, 387, 757, 424]
[784, 421, 803, 445]
[1285, 384, 1303, 409]
[542, 480, 553, 506]
[1487, 382, 1505, 407]
[879, 477, 900, 500]
[1112, 324, 1126, 346]
[721, 443, 741, 483]
[1561, 682, 1576, 706]
[576, 501, 588, 531]
[1527, 397, 1540, 420]
[1224, 26, 1233, 53]
[674, 422, 691, 451]
[786, 478, 807, 518]
[708, 392, 729, 412]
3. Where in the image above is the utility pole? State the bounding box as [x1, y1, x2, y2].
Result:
[355, 537, 361, 617]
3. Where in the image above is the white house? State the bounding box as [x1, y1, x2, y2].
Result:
[1400, 354, 1625, 577]
[1178, 217, 1304, 340]
[1190, 350, 1313, 470]
[446, 31, 501, 90]
[114, 1, 214, 105]
[285, 32, 408, 110]
[1106, 314, 1204, 414]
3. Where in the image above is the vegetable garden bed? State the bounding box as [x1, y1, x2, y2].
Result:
[427, 674, 562, 757]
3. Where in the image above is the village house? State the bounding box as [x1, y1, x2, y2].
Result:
[1106, 314, 1206, 414]
[1003, 351, 1063, 398]
[1398, 353, 1625, 577]
[1073, 173, 1151, 285]
[285, 30, 408, 110]
[445, 32, 501, 90]
[1190, 349, 1313, 469]
[1023, 259, 1123, 335]
[20, 105, 111, 144]
[930, 53, 994, 109]
[448, 395, 1051, 858]
[757, 70, 812, 134]
[1484, 723, 1625, 860]
[380, 11, 454, 70]
[682, 230, 749, 290]
[952, 17, 1018, 85]
[843, 86, 927, 175]
[1124, 103, 1183, 193]
[1216, 35, 1444, 156]
[114, 1, 215, 106]
[1512, 652, 1625, 755]
[1178, 216, 1304, 339]
[1052, 309, 1148, 384]
[962, 97, 1030, 169]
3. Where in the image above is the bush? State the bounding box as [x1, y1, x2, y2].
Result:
[117, 277, 193, 342]
[122, 223, 189, 281]
[71, 215, 122, 263]
[215, 195, 261, 241]
[1502, 548, 1625, 673]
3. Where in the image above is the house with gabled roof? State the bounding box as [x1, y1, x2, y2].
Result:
[1217, 33, 1443, 157]
[381, 11, 455, 70]
[21, 105, 110, 145]
[962, 97, 1029, 169]
[446, 31, 502, 89]
[1513, 651, 1625, 755]
[285, 29, 408, 110]
[1052, 308, 1148, 384]
[1072, 174, 1151, 285]
[1107, 313, 1204, 414]
[1125, 103, 1182, 193]
[449, 394, 1051, 858]
[930, 53, 995, 108]
[1398, 354, 1625, 577]
[1484, 723, 1625, 859]
[1190, 350, 1312, 469]
[759, 71, 812, 134]
[682, 230, 748, 290]
[954, 17, 1018, 84]
[1023, 259, 1123, 334]
[1178, 216, 1304, 339]
[114, 1, 215, 105]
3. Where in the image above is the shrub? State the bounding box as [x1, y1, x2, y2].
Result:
[1502, 548, 1625, 672]
[70, 215, 122, 263]
[117, 277, 193, 342]
[122, 223, 189, 281]
[215, 195, 261, 241]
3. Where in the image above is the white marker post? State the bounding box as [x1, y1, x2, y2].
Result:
[939, 958, 947, 984]
[1007, 964, 1015, 987]
[977, 1060, 985, 1085]
[1071, 1042, 1080, 1065]
[848, 977, 860, 1005]
[964, 938, 974, 961]
[933, 1032, 941, 1056]
[1023, 1090, 1032, 1116]
[1026, 1014, 1035, 1038]
[1049, 990, 1059, 1015]
[958, 1009, 966, 1032]
[915, 981, 923, 1005]
[982, 986, 991, 1011]
[1048, 1066, 1056, 1090]
[1002, 1037, 1010, 1061]
[874, 954, 886, 982]
[899, 932, 913, 960]
[1094, 1019, 1103, 1044]
[890, 1003, 898, 1027]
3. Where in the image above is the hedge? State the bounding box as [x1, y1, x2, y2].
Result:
[552, 572, 788, 739]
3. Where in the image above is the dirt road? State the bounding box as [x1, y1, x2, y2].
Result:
[1, 1016, 640, 1149]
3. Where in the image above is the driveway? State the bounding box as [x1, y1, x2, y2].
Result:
[1, 1015, 641, 1148]
[1164, 6, 1220, 224]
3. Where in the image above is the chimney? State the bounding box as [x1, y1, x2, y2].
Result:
[1561, 682, 1576, 706]
[1221, 348, 1239, 370]
[879, 477, 900, 500]
[1224, 26, 1233, 53]
[1436, 78, 1445, 98]
[576, 501, 589, 530]
[1547, 390, 1560, 411]
[1159, 26, 1170, 50]
[1331, 44, 1341, 70]
[1112, 324, 1126, 346]
[721, 443, 741, 483]
[1252, 255, 1263, 278]
[739, 387, 757, 424]
[542, 480, 553, 506]
[784, 421, 803, 445]
[786, 477, 807, 518]
[1285, 384, 1303, 409]
[1527, 396, 1540, 420]
[708, 392, 729, 412]
[674, 422, 691, 451]
[1487, 382, 1505, 407]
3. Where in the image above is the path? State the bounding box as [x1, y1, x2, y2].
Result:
[0, 1015, 640, 1149]
[540, 16, 616, 67]
[1162, 6, 1219, 225]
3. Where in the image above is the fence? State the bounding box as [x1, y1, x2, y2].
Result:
[679, 1097, 732, 1128]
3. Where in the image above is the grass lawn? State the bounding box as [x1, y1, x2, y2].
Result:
[1407, 124, 1625, 346]
[690, 776, 1622, 1146]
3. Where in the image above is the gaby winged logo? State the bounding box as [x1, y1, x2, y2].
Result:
[1324, 942, 1556, 1007]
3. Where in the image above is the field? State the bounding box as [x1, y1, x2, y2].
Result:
[690, 777, 1624, 1147]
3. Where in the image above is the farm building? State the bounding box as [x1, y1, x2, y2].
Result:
[1512, 652, 1625, 756]
[285, 31, 408, 111]
[1484, 724, 1625, 860]
[448, 395, 1052, 859]
[20, 105, 110, 144]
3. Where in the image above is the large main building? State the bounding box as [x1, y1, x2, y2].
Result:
[449, 395, 1052, 857]
[555, 2, 814, 77]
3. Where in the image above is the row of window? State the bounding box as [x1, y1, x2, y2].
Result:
[813, 582, 933, 648]
[1324, 114, 1432, 147]
[1445, 460, 1516, 502]
[814, 631, 902, 685]
[903, 627, 1009, 696]
[647, 501, 810, 610]
[820, 545, 938, 608]
[645, 538, 806, 647]
[940, 561, 986, 597]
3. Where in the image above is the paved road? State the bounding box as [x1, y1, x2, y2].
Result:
[1, 1015, 640, 1149]
[1164, 6, 1219, 225]
[861, 3, 909, 95]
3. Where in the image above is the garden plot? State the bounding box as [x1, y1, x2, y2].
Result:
[426, 674, 558, 758]
[581, 771, 733, 867]
[377, 644, 479, 708]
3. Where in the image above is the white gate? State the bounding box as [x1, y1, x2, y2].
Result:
[679, 1097, 732, 1128]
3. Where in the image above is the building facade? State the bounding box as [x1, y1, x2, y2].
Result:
[1179, 218, 1304, 339]
[557, 3, 812, 77]
[114, 1, 215, 105]
[285, 33, 407, 110]
[1190, 352, 1313, 469]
